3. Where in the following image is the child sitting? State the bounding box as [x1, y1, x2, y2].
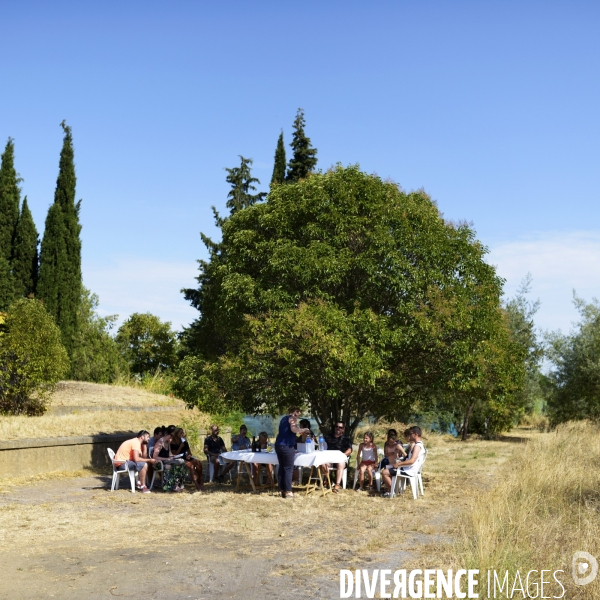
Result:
[355, 432, 378, 491]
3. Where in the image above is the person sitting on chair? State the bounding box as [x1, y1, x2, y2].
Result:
[231, 425, 251, 451]
[114, 430, 157, 493]
[381, 426, 425, 497]
[204, 425, 234, 481]
[171, 427, 204, 492]
[320, 422, 352, 493]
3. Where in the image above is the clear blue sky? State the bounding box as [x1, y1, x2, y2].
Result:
[2, 1, 599, 332]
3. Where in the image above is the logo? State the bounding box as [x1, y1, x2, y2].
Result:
[572, 551, 598, 586]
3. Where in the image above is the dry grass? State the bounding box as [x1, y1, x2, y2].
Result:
[51, 380, 184, 407]
[446, 420, 600, 599]
[0, 381, 211, 440]
[0, 408, 210, 441]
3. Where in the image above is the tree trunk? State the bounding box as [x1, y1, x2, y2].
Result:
[462, 403, 474, 441]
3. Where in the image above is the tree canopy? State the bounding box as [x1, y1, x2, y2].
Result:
[178, 165, 524, 437]
[116, 312, 178, 375]
[286, 108, 317, 182]
[546, 295, 600, 425]
[225, 156, 266, 216]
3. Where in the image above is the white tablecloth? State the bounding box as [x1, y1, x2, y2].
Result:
[220, 449, 348, 468]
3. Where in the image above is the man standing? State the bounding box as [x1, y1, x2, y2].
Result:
[114, 430, 157, 493]
[321, 422, 352, 493]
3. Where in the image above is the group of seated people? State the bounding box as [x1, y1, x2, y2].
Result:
[113, 425, 203, 494]
[113, 421, 424, 496]
[204, 424, 274, 486]
[355, 425, 424, 496]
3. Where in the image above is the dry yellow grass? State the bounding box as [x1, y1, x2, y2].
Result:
[0, 408, 210, 440]
[51, 380, 185, 407]
[446, 420, 600, 599]
[0, 380, 211, 440]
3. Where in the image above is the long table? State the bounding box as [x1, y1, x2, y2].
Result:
[220, 449, 348, 496]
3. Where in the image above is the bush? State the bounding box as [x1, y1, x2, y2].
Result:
[0, 298, 69, 415]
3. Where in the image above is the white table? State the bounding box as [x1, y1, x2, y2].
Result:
[220, 449, 348, 495]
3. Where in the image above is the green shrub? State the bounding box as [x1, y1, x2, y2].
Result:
[0, 298, 69, 415]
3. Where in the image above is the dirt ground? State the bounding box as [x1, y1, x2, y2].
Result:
[0, 431, 534, 600]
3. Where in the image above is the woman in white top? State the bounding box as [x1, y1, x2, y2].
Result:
[381, 426, 425, 496]
[355, 432, 378, 491]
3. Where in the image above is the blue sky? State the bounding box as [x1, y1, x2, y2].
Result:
[1, 1, 599, 333]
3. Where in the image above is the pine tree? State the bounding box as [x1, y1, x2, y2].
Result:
[12, 197, 39, 297]
[37, 121, 82, 357]
[225, 156, 266, 215]
[270, 131, 286, 185]
[0, 138, 22, 263]
[286, 108, 317, 182]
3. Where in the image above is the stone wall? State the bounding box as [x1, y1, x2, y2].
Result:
[0, 428, 231, 478]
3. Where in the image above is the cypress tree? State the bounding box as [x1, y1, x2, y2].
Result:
[270, 131, 286, 185]
[12, 197, 39, 297]
[38, 121, 82, 357]
[286, 108, 317, 182]
[225, 156, 266, 215]
[38, 202, 67, 322]
[0, 256, 17, 310]
[0, 138, 21, 263]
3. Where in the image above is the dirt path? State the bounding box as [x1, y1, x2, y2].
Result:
[0, 433, 530, 599]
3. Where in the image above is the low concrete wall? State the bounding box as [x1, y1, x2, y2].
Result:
[0, 428, 231, 478]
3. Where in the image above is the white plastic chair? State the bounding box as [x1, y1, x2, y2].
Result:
[205, 454, 234, 482]
[329, 462, 348, 489]
[390, 448, 427, 499]
[107, 448, 136, 493]
[149, 460, 164, 490]
[353, 448, 384, 491]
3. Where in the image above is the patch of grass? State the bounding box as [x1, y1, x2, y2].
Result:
[446, 421, 600, 600]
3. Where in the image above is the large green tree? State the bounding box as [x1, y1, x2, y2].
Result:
[37, 122, 82, 357]
[116, 313, 178, 375]
[12, 197, 39, 298]
[71, 289, 125, 383]
[179, 166, 522, 438]
[286, 108, 317, 182]
[0, 138, 21, 265]
[270, 131, 286, 186]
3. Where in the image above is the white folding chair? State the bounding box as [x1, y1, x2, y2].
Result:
[390, 448, 427, 499]
[107, 448, 136, 493]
